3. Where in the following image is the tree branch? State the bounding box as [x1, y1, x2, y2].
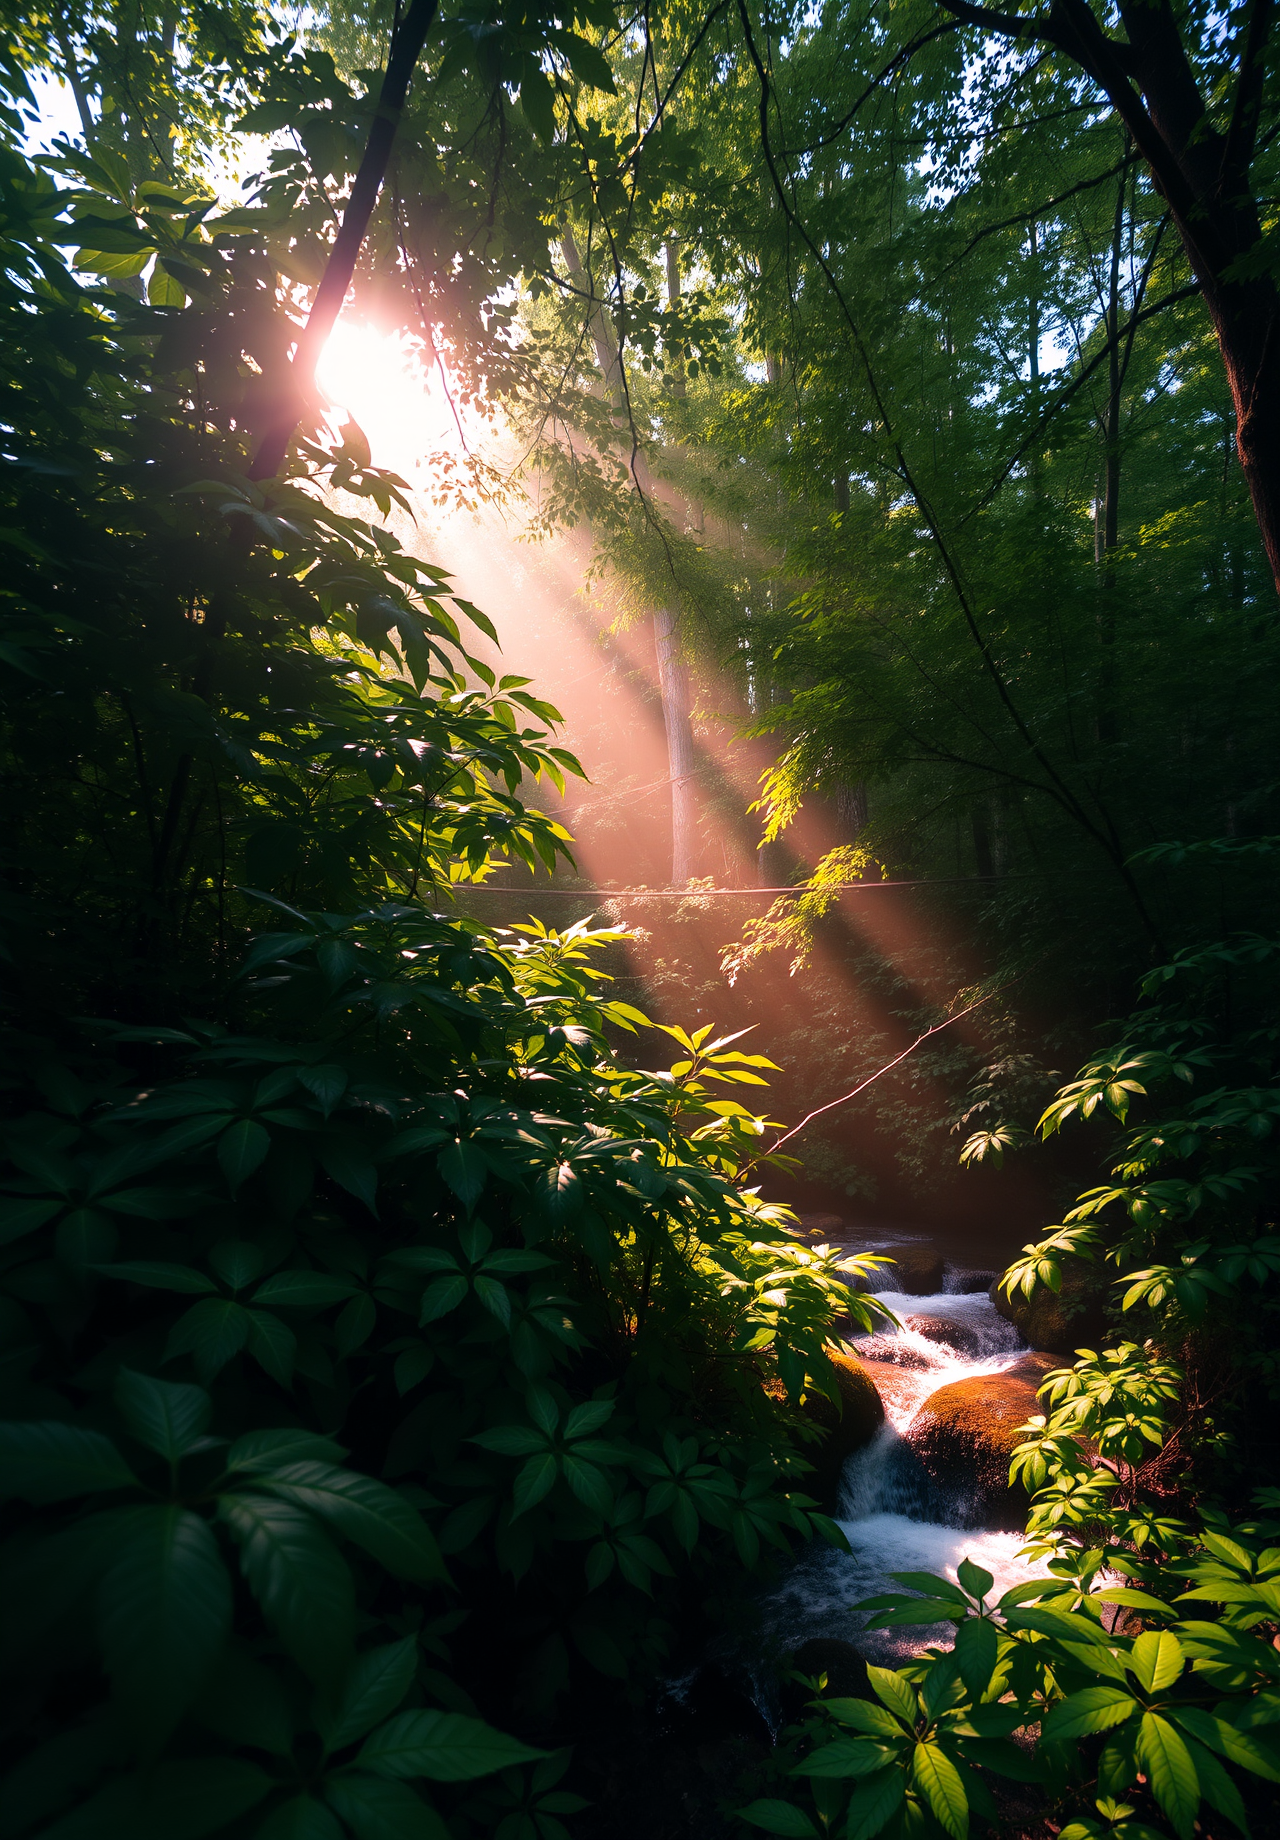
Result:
[1222, 0, 1276, 185]
[960, 280, 1201, 520]
[251, 0, 441, 480]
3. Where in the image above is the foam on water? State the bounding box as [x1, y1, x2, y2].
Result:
[763, 1269, 1048, 1662]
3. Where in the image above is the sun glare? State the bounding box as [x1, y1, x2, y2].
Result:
[316, 320, 446, 478]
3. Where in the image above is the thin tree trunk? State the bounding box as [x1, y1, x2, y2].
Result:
[560, 226, 699, 884]
[937, 0, 1280, 594]
[1096, 162, 1125, 743]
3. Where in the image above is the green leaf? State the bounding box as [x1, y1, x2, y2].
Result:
[226, 1429, 347, 1471]
[844, 1767, 906, 1840]
[794, 1738, 896, 1778]
[98, 1504, 233, 1749]
[419, 1275, 468, 1323]
[76, 245, 151, 278]
[256, 1796, 346, 1840]
[737, 1799, 819, 1837]
[114, 1368, 211, 1462]
[323, 1637, 419, 1752]
[98, 1261, 217, 1293]
[253, 1271, 359, 1309]
[323, 1774, 449, 1840]
[165, 1297, 252, 1380]
[866, 1597, 964, 1627]
[561, 1455, 613, 1515]
[887, 1572, 969, 1604]
[1172, 1708, 1280, 1782]
[438, 1141, 487, 1211]
[1181, 1734, 1251, 1838]
[819, 1700, 904, 1737]
[0, 1420, 138, 1501]
[956, 1558, 995, 1600]
[954, 1617, 998, 1698]
[912, 1740, 968, 1840]
[148, 260, 187, 307]
[38, 1758, 272, 1839]
[219, 1119, 271, 1191]
[560, 33, 617, 92]
[356, 1710, 545, 1780]
[865, 1666, 917, 1725]
[259, 1463, 449, 1583]
[218, 1493, 355, 1687]
[1136, 1711, 1200, 1839]
[245, 1309, 298, 1387]
[513, 1451, 559, 1516]
[1094, 1588, 1178, 1618]
[0, 1196, 60, 1244]
[1129, 1630, 1185, 1693]
[1043, 1687, 1140, 1742]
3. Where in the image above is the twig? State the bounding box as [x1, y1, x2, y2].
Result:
[740, 997, 992, 1176]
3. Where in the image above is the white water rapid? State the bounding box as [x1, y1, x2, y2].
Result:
[763, 1270, 1049, 1665]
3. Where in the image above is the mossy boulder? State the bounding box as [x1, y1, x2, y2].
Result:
[990, 1260, 1110, 1356]
[799, 1351, 886, 1511]
[904, 1352, 1057, 1531]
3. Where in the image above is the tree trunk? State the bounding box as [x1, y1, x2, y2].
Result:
[1201, 272, 1280, 593]
[938, 0, 1280, 593]
[560, 227, 700, 884]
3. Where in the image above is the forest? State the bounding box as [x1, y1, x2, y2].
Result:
[1, 0, 1279, 1835]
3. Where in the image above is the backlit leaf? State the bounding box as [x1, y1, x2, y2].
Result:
[912, 1740, 968, 1840]
[1136, 1711, 1200, 1839]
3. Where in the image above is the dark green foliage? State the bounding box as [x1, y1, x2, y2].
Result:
[762, 1535, 1280, 1840]
[0, 49, 892, 1838]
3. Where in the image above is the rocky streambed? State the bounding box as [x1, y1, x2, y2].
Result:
[760, 1251, 1072, 1673]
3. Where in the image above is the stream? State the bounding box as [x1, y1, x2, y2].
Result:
[759, 1264, 1047, 1667]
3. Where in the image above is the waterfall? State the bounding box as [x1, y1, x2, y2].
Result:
[762, 1271, 1048, 1665]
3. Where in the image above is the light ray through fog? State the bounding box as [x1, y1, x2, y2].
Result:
[312, 318, 1036, 1243]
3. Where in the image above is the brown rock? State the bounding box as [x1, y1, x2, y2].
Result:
[904, 1353, 1057, 1531]
[904, 1312, 984, 1358]
[881, 1246, 946, 1296]
[794, 1212, 847, 1241]
[990, 1260, 1110, 1356]
[799, 1351, 886, 1511]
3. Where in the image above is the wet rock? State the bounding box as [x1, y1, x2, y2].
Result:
[794, 1212, 847, 1241]
[904, 1311, 984, 1358]
[990, 1260, 1110, 1356]
[904, 1352, 1057, 1531]
[887, 1247, 946, 1295]
[849, 1245, 945, 1295]
[655, 1663, 772, 1748]
[800, 1351, 886, 1511]
[947, 1266, 999, 1295]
